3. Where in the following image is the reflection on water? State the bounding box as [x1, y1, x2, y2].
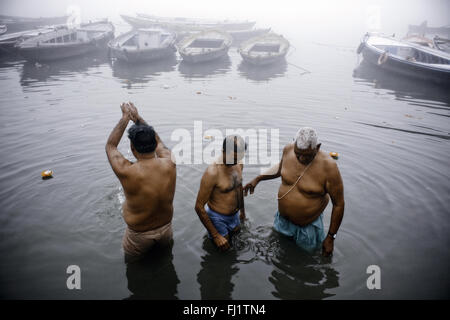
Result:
[268, 232, 339, 299]
[233, 224, 339, 299]
[178, 56, 232, 78]
[197, 237, 239, 300]
[125, 244, 180, 300]
[111, 54, 178, 87]
[353, 60, 450, 106]
[237, 59, 288, 82]
[20, 51, 110, 87]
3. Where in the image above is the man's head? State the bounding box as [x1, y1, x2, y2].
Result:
[222, 135, 247, 165]
[128, 123, 157, 157]
[294, 127, 321, 165]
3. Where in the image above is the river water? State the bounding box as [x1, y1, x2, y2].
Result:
[0, 7, 449, 299]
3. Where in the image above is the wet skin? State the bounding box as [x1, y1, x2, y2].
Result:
[244, 143, 345, 256]
[106, 103, 176, 232]
[195, 153, 246, 251]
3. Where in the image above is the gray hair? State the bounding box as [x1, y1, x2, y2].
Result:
[295, 127, 319, 149]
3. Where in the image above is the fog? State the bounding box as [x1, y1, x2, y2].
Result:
[1, 0, 449, 38]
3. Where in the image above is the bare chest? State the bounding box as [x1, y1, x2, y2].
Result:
[281, 156, 326, 196]
[215, 166, 243, 193]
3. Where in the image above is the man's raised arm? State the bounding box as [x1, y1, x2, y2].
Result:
[105, 103, 133, 178]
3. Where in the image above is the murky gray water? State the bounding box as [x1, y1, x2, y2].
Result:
[0, 8, 449, 299]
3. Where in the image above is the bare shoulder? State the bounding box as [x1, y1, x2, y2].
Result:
[158, 157, 176, 171]
[320, 151, 339, 174]
[283, 143, 294, 153]
[205, 162, 219, 177]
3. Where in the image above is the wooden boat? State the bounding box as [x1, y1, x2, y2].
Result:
[108, 28, 176, 63]
[121, 14, 255, 32]
[16, 20, 114, 61]
[177, 30, 232, 63]
[239, 33, 290, 66]
[0, 25, 64, 54]
[356, 33, 450, 85]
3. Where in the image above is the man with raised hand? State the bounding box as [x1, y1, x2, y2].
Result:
[105, 102, 176, 261]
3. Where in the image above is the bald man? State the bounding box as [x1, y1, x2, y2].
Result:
[244, 128, 345, 256]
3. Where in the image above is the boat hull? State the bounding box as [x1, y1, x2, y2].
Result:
[240, 52, 287, 66]
[179, 46, 230, 63]
[18, 33, 113, 61]
[360, 42, 450, 85]
[110, 45, 176, 63]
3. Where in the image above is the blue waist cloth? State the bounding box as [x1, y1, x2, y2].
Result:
[205, 204, 240, 238]
[273, 211, 326, 252]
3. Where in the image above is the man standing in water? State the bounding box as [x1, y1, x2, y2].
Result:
[195, 135, 247, 251]
[244, 127, 344, 256]
[106, 102, 176, 260]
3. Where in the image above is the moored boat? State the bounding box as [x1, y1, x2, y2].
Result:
[0, 25, 6, 35]
[16, 20, 114, 61]
[122, 14, 255, 32]
[177, 30, 232, 63]
[356, 33, 450, 85]
[239, 33, 290, 66]
[108, 28, 176, 63]
[0, 25, 65, 55]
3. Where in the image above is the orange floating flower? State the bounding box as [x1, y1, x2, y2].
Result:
[41, 169, 53, 179]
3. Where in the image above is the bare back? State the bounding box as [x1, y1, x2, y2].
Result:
[119, 158, 176, 232]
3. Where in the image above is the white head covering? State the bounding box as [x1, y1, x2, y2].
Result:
[295, 127, 319, 150]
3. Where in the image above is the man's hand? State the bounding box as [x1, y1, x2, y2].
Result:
[213, 234, 230, 251]
[127, 102, 140, 123]
[243, 178, 259, 196]
[322, 236, 334, 257]
[120, 103, 131, 120]
[239, 210, 246, 222]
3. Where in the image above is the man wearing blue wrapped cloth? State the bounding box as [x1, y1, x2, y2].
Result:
[244, 127, 345, 256]
[195, 135, 247, 251]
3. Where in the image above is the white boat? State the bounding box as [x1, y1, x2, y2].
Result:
[122, 14, 255, 32]
[0, 25, 6, 35]
[16, 20, 114, 61]
[239, 33, 290, 65]
[109, 28, 176, 63]
[356, 33, 450, 85]
[177, 30, 232, 63]
[0, 25, 64, 54]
